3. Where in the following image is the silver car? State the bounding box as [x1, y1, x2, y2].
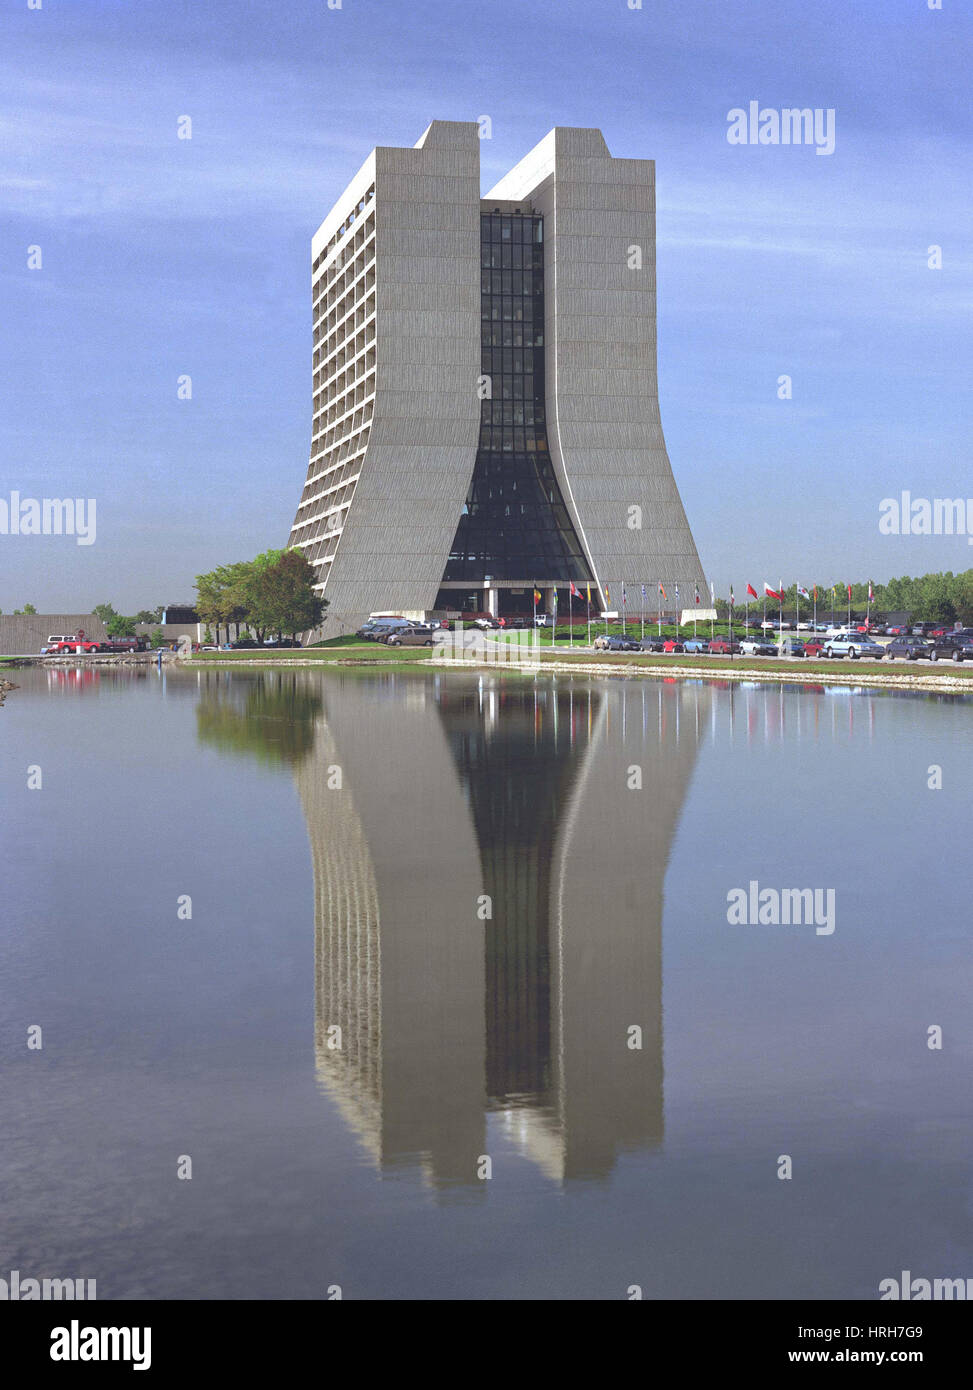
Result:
[824, 636, 885, 659]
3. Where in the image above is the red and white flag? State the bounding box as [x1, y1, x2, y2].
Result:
[764, 582, 784, 601]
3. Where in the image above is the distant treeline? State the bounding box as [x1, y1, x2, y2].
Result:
[714, 570, 973, 624]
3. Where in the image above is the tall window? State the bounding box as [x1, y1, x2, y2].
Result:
[443, 214, 592, 583]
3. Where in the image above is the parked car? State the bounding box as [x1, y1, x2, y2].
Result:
[682, 637, 710, 653]
[803, 638, 826, 657]
[927, 636, 973, 663]
[596, 634, 640, 652]
[263, 637, 301, 648]
[385, 626, 438, 647]
[824, 636, 885, 659]
[45, 638, 101, 655]
[534, 613, 552, 627]
[662, 637, 685, 653]
[356, 616, 409, 639]
[886, 637, 932, 661]
[708, 636, 741, 654]
[100, 637, 149, 653]
[885, 624, 908, 636]
[639, 636, 667, 652]
[779, 638, 807, 657]
[740, 638, 778, 656]
[366, 618, 414, 641]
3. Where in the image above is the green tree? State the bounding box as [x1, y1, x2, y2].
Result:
[149, 628, 168, 648]
[243, 549, 325, 639]
[135, 608, 163, 624]
[107, 613, 138, 638]
[92, 602, 117, 624]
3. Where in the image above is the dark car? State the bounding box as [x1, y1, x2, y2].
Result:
[886, 637, 932, 661]
[599, 634, 641, 652]
[231, 637, 260, 649]
[639, 636, 666, 652]
[263, 637, 301, 648]
[708, 636, 741, 655]
[928, 636, 973, 663]
[779, 638, 807, 657]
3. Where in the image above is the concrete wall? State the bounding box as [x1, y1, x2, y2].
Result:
[294, 121, 482, 637]
[0, 614, 108, 654]
[485, 128, 708, 607]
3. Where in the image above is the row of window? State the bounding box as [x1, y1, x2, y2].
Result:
[480, 244, 544, 271]
[481, 215, 543, 244]
[481, 324, 544, 348]
[481, 270, 543, 297]
[478, 431, 550, 453]
[481, 298, 544, 324]
[480, 402, 545, 426]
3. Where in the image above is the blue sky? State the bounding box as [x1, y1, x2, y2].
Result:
[2, 0, 970, 611]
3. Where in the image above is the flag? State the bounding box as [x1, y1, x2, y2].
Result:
[764, 583, 784, 601]
[604, 584, 611, 604]
[747, 583, 758, 599]
[533, 588, 542, 605]
[710, 582, 715, 603]
[622, 584, 627, 607]
[694, 583, 700, 605]
[674, 583, 680, 602]
[868, 581, 874, 602]
[570, 581, 579, 598]
[814, 586, 818, 601]
[641, 584, 647, 600]
[831, 585, 836, 599]
[798, 586, 810, 600]
[658, 582, 667, 600]
[847, 583, 852, 600]
[586, 583, 591, 604]
[552, 588, 558, 608]
[730, 585, 735, 607]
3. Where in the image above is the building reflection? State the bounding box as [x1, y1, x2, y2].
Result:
[292, 670, 706, 1189]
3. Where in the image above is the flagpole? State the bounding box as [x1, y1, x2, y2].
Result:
[586, 586, 591, 648]
[569, 583, 573, 649]
[641, 587, 645, 641]
[795, 582, 799, 632]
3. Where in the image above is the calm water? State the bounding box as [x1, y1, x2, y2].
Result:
[2, 663, 971, 1300]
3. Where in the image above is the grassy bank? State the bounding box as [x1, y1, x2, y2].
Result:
[186, 638, 973, 686]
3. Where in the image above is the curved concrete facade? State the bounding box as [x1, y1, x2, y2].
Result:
[485, 128, 707, 608]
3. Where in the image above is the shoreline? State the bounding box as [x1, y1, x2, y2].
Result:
[183, 653, 973, 695]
